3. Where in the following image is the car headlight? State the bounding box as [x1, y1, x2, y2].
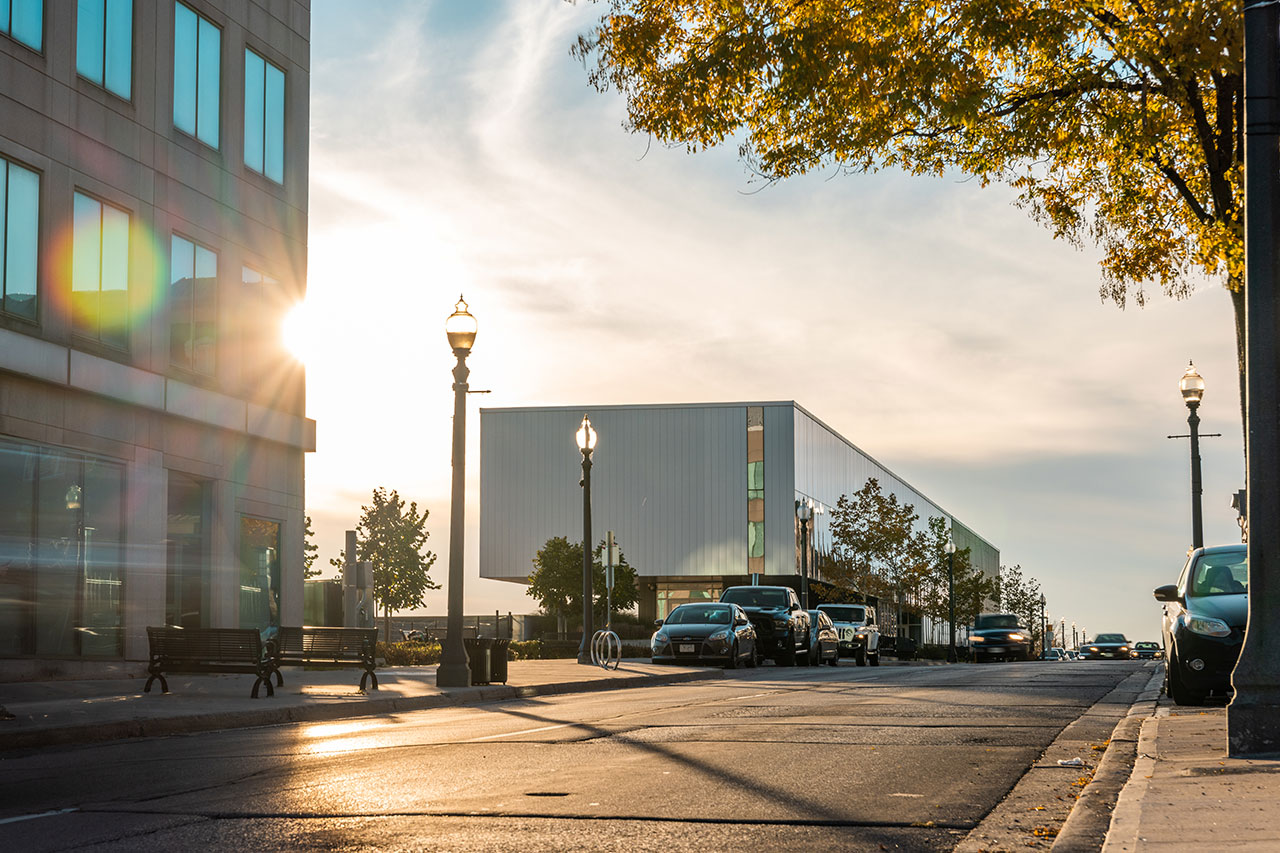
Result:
[652, 633, 670, 651]
[1118, 646, 1129, 652]
[1088, 646, 1099, 652]
[972, 636, 985, 643]
[1186, 616, 1232, 637]
[1008, 633, 1025, 641]
[707, 629, 731, 646]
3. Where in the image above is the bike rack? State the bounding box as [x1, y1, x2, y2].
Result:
[591, 629, 622, 670]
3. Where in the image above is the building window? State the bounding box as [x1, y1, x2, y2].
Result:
[244, 49, 284, 183]
[72, 192, 130, 348]
[747, 406, 765, 572]
[172, 1, 219, 148]
[239, 516, 280, 630]
[169, 235, 216, 374]
[1, 0, 42, 51]
[0, 438, 125, 659]
[76, 0, 132, 99]
[0, 157, 39, 321]
[166, 472, 209, 628]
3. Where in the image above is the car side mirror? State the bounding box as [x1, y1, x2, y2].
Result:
[1153, 584, 1180, 603]
[654, 619, 664, 627]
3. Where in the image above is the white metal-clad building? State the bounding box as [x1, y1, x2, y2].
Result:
[479, 401, 998, 630]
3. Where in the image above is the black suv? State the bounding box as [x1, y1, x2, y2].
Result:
[719, 586, 811, 665]
[970, 613, 1032, 662]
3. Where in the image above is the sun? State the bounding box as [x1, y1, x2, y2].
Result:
[282, 302, 312, 363]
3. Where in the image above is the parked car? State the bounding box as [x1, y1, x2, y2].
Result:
[970, 613, 1032, 662]
[805, 610, 840, 666]
[1082, 633, 1131, 660]
[719, 586, 810, 665]
[816, 603, 881, 666]
[1041, 647, 1068, 661]
[651, 602, 758, 668]
[1131, 641, 1163, 660]
[1066, 650, 1082, 661]
[1154, 543, 1248, 705]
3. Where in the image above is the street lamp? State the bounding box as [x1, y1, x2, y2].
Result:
[797, 500, 813, 610]
[437, 296, 477, 688]
[944, 537, 958, 663]
[1180, 361, 1206, 550]
[1039, 594, 1047, 658]
[575, 414, 598, 665]
[1072, 621, 1078, 651]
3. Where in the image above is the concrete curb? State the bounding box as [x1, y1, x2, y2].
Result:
[0, 667, 727, 752]
[1050, 668, 1165, 852]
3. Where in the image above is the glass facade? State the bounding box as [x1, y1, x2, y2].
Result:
[165, 473, 208, 628]
[169, 235, 217, 374]
[656, 582, 722, 621]
[76, 0, 132, 99]
[239, 516, 280, 629]
[747, 406, 764, 574]
[1, 0, 42, 51]
[243, 49, 284, 183]
[0, 438, 125, 658]
[1, 156, 39, 321]
[173, 1, 220, 148]
[72, 192, 130, 348]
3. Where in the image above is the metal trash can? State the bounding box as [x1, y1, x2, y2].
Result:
[490, 638, 511, 684]
[463, 637, 493, 684]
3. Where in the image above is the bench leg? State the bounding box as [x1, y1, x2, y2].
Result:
[251, 674, 276, 698]
[144, 672, 169, 694]
[275, 669, 284, 687]
[360, 669, 378, 691]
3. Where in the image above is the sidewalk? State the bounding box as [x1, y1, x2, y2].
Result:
[0, 659, 728, 752]
[1102, 701, 1280, 851]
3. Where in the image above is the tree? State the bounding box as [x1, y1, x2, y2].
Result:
[526, 536, 639, 636]
[303, 515, 320, 579]
[576, 3, 1248, 416]
[998, 563, 1045, 647]
[331, 488, 438, 640]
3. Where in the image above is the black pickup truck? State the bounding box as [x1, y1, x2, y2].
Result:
[719, 585, 811, 665]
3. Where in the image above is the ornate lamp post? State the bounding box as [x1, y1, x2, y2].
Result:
[944, 537, 958, 663]
[575, 414, 598, 665]
[797, 500, 813, 610]
[1180, 362, 1207, 550]
[436, 297, 477, 688]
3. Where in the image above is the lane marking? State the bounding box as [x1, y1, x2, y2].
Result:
[0, 808, 78, 825]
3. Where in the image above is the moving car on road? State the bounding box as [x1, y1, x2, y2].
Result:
[1083, 634, 1131, 660]
[816, 603, 881, 666]
[1130, 642, 1163, 660]
[651, 603, 758, 668]
[970, 613, 1032, 662]
[719, 586, 810, 666]
[1154, 543, 1248, 705]
[805, 610, 840, 666]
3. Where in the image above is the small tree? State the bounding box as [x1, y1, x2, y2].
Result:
[527, 536, 639, 636]
[998, 563, 1044, 648]
[331, 488, 438, 640]
[303, 515, 321, 579]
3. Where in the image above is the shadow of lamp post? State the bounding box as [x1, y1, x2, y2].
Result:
[436, 296, 477, 689]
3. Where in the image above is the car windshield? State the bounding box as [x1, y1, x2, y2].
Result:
[660, 604, 732, 625]
[1190, 550, 1248, 597]
[819, 605, 865, 622]
[974, 614, 1019, 630]
[665, 605, 733, 625]
[721, 588, 788, 608]
[1095, 634, 1127, 644]
[1136, 643, 1159, 649]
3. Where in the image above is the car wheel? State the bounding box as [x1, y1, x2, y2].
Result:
[828, 650, 839, 666]
[777, 634, 797, 666]
[869, 651, 880, 667]
[748, 642, 759, 668]
[1167, 652, 1208, 706]
[726, 641, 741, 670]
[855, 648, 867, 667]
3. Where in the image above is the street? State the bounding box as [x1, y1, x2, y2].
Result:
[1, 661, 1148, 852]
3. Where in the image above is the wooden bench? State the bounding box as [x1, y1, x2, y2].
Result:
[144, 627, 278, 698]
[272, 626, 379, 691]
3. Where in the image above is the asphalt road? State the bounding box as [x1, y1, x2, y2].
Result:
[0, 661, 1146, 852]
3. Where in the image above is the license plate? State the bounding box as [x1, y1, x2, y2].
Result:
[988, 646, 1005, 652]
[679, 644, 696, 653]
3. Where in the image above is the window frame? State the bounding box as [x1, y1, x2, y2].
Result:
[71, 190, 131, 350]
[172, 1, 221, 150]
[76, 0, 134, 101]
[1, 0, 44, 53]
[168, 232, 218, 376]
[0, 154, 42, 324]
[243, 47, 285, 184]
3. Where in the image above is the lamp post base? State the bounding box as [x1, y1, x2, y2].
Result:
[577, 650, 592, 665]
[436, 663, 472, 688]
[1228, 693, 1280, 757]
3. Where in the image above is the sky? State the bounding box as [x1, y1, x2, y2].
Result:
[298, 1, 1246, 644]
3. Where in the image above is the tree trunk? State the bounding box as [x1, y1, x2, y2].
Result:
[385, 605, 391, 645]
